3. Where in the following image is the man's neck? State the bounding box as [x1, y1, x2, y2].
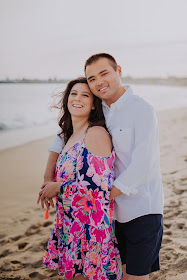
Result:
[106, 85, 129, 107]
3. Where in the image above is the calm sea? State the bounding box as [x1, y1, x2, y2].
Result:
[0, 83, 187, 150]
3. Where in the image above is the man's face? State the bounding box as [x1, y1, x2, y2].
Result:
[85, 58, 122, 106]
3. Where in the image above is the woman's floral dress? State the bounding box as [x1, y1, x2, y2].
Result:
[43, 140, 123, 280]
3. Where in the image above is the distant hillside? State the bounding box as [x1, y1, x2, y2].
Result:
[121, 76, 187, 87]
[0, 77, 187, 86]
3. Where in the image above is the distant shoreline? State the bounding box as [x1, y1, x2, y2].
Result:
[1, 76, 187, 87]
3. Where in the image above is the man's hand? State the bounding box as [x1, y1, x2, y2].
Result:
[110, 185, 122, 200]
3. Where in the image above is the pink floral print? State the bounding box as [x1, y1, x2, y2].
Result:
[43, 140, 123, 279]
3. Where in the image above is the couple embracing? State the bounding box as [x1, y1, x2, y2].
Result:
[37, 53, 164, 280]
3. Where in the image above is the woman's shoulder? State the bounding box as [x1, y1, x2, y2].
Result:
[84, 126, 112, 157]
[86, 126, 111, 144]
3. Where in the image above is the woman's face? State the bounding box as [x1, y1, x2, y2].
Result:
[68, 83, 94, 120]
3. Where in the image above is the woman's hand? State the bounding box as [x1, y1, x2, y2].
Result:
[110, 185, 122, 200]
[37, 181, 61, 209]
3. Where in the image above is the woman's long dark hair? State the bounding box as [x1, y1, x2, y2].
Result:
[52, 77, 106, 143]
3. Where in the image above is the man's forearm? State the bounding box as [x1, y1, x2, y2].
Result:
[44, 151, 59, 182]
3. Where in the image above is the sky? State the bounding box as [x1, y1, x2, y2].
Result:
[1, 0, 187, 79]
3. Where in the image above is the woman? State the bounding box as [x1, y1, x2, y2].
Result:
[37, 77, 123, 280]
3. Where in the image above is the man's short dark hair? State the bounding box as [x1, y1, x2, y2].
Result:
[84, 53, 118, 72]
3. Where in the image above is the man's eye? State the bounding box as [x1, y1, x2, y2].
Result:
[102, 72, 107, 76]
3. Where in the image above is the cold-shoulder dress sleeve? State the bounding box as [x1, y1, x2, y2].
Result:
[43, 141, 123, 280]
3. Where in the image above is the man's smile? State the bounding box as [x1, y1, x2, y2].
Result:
[98, 86, 108, 92]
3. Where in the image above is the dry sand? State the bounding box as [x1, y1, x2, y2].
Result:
[0, 107, 187, 280]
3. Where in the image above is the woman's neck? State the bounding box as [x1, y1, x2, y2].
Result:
[71, 117, 89, 136]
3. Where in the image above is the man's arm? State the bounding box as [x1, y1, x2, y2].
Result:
[111, 102, 160, 198]
[44, 151, 59, 182]
[39, 132, 65, 209]
[44, 132, 65, 182]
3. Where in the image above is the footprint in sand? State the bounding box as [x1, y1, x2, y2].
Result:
[164, 222, 171, 229]
[170, 170, 178, 174]
[10, 235, 22, 242]
[29, 240, 48, 253]
[25, 223, 42, 236]
[164, 209, 182, 219]
[31, 259, 42, 269]
[0, 249, 11, 258]
[0, 276, 28, 280]
[162, 237, 172, 245]
[174, 257, 187, 273]
[0, 238, 11, 246]
[25, 221, 53, 236]
[179, 177, 187, 187]
[177, 222, 185, 230]
[173, 187, 185, 195]
[19, 217, 29, 222]
[29, 271, 46, 279]
[0, 260, 25, 271]
[0, 235, 22, 246]
[179, 245, 187, 251]
[164, 230, 172, 236]
[18, 242, 28, 250]
[43, 221, 53, 227]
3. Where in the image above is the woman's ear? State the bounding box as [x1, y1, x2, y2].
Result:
[92, 106, 95, 110]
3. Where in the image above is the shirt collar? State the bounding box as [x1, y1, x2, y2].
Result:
[102, 86, 133, 110]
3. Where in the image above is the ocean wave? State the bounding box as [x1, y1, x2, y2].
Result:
[0, 116, 57, 131]
[0, 122, 10, 131]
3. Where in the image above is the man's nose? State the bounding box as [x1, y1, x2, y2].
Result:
[96, 78, 104, 87]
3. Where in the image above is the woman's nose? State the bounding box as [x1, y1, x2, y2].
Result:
[74, 94, 81, 101]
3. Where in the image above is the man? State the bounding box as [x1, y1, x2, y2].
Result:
[43, 53, 164, 280]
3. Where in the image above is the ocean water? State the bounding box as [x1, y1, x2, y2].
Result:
[0, 83, 187, 150]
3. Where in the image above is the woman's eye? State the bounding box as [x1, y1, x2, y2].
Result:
[70, 92, 77, 95]
[83, 94, 89, 97]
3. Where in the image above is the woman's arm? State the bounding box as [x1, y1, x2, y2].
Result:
[84, 126, 112, 157]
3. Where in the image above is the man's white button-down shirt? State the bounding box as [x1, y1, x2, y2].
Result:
[49, 87, 164, 223]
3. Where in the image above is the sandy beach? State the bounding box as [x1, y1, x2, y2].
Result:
[0, 107, 187, 280]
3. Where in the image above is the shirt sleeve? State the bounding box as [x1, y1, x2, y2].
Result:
[48, 129, 65, 154]
[113, 102, 160, 196]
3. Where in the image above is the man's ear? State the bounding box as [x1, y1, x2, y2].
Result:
[117, 65, 122, 76]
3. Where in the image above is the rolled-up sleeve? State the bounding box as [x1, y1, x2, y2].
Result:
[48, 130, 65, 154]
[113, 103, 159, 195]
